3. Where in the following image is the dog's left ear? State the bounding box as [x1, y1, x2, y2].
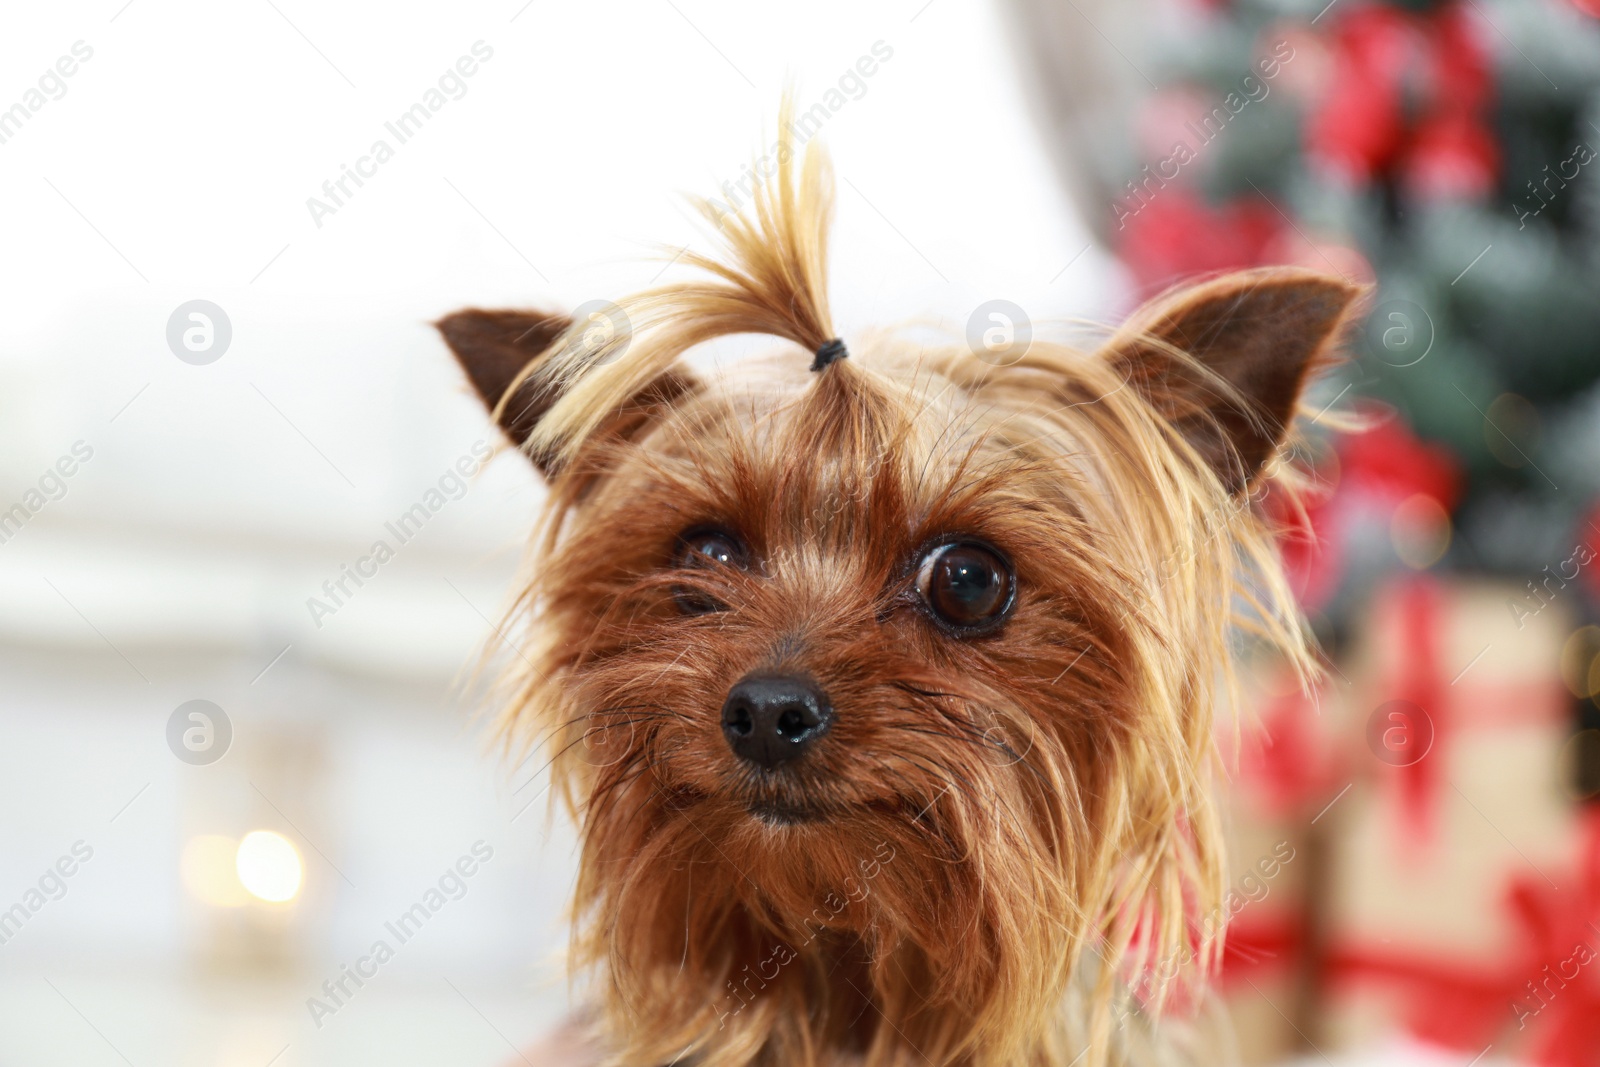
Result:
[1101, 267, 1365, 493]
[437, 306, 700, 481]
[436, 308, 572, 471]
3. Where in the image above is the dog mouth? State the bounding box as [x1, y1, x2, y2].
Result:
[661, 780, 910, 828]
[658, 784, 836, 826]
[746, 798, 830, 826]
[744, 794, 913, 827]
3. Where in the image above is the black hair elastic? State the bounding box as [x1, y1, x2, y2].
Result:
[811, 337, 848, 372]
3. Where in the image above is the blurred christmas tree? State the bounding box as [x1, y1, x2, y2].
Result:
[1000, 3, 1600, 1055]
[1100, 0, 1600, 587]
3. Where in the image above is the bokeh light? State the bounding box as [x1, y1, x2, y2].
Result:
[1560, 729, 1600, 801]
[1484, 392, 1540, 468]
[234, 831, 303, 904]
[180, 835, 249, 908]
[1561, 625, 1600, 700]
[1390, 493, 1451, 569]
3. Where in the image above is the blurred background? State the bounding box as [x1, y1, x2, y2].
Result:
[0, 1, 1596, 1065]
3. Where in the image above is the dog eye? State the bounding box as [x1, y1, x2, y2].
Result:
[679, 528, 745, 569]
[673, 527, 747, 614]
[915, 541, 1014, 632]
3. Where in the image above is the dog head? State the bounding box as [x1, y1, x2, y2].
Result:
[438, 130, 1360, 1067]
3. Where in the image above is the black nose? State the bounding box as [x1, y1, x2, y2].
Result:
[721, 673, 833, 769]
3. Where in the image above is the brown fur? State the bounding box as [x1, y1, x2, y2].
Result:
[437, 110, 1363, 1067]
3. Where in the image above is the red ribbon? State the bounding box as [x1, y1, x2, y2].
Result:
[1389, 575, 1447, 851]
[1218, 812, 1600, 1066]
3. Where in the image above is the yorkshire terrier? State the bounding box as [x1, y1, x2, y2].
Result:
[436, 117, 1361, 1067]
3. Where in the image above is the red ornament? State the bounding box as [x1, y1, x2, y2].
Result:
[1400, 3, 1498, 198]
[1424, 1, 1494, 111]
[1305, 1, 1498, 199]
[1401, 111, 1500, 199]
[1306, 4, 1413, 181]
[1114, 189, 1284, 295]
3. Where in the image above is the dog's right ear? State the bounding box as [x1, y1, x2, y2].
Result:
[435, 308, 572, 475]
[1100, 268, 1364, 494]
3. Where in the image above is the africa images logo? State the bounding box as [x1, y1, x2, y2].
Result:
[305, 42, 494, 228]
[305, 441, 491, 628]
